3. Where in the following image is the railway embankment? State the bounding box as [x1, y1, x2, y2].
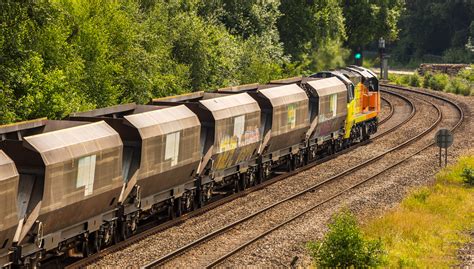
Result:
[359, 153, 474, 267]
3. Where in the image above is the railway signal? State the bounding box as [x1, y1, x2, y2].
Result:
[435, 129, 453, 167]
[354, 49, 362, 66]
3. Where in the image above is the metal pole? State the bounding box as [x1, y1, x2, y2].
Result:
[439, 146, 442, 167]
[380, 53, 383, 78]
[445, 148, 448, 167]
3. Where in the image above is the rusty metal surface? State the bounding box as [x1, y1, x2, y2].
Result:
[0, 151, 19, 253]
[124, 105, 200, 139]
[152, 91, 205, 103]
[347, 66, 376, 80]
[0, 118, 46, 135]
[70, 103, 138, 118]
[217, 83, 259, 93]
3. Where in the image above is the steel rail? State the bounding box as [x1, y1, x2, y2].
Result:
[378, 95, 394, 125]
[204, 85, 464, 268]
[142, 88, 428, 269]
[64, 89, 411, 269]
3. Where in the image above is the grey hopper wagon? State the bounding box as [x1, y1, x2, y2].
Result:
[0, 151, 19, 267]
[152, 92, 262, 182]
[0, 119, 123, 254]
[70, 104, 202, 213]
[305, 77, 348, 141]
[219, 84, 310, 160]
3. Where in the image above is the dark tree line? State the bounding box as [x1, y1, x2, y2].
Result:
[393, 0, 473, 63]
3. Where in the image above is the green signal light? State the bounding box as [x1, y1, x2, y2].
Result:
[354, 53, 362, 59]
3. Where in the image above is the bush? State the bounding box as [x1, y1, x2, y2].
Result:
[423, 72, 449, 91]
[446, 77, 471, 96]
[408, 73, 421, 87]
[461, 167, 474, 186]
[307, 210, 386, 268]
[458, 66, 474, 82]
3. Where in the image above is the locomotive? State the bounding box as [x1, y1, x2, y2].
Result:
[0, 66, 379, 268]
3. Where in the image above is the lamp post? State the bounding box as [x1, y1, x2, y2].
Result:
[378, 37, 385, 79]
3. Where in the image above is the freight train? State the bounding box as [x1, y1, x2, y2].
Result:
[0, 66, 379, 268]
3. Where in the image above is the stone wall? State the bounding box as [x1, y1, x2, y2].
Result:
[418, 64, 469, 76]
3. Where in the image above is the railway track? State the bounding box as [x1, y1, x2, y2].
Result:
[198, 85, 463, 268]
[139, 85, 449, 268]
[62, 89, 410, 269]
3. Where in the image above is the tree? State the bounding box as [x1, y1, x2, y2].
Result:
[307, 210, 386, 268]
[278, 0, 347, 71]
[342, 0, 404, 50]
[393, 0, 473, 63]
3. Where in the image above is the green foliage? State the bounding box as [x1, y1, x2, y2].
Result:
[277, 0, 347, 70]
[393, 0, 473, 64]
[0, 0, 406, 124]
[343, 0, 404, 48]
[0, 0, 287, 124]
[446, 77, 472, 96]
[461, 167, 474, 186]
[422, 72, 449, 91]
[390, 69, 473, 96]
[307, 210, 386, 268]
[443, 48, 473, 64]
[388, 73, 420, 88]
[364, 155, 474, 267]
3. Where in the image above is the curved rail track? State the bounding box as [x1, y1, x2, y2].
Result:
[64, 88, 420, 269]
[140, 85, 463, 269]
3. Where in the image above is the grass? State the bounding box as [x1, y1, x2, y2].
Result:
[362, 155, 474, 267]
